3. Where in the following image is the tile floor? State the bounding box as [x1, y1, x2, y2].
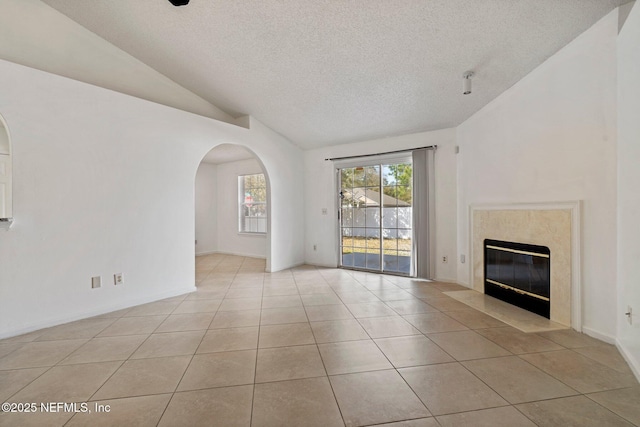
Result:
[0, 254, 638, 427]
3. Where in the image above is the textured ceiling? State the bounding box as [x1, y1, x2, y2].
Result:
[42, 0, 628, 148]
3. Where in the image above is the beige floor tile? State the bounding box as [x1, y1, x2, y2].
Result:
[130, 331, 204, 359]
[318, 340, 392, 375]
[258, 323, 315, 348]
[256, 345, 326, 383]
[403, 313, 468, 334]
[177, 350, 256, 391]
[587, 386, 640, 426]
[225, 288, 263, 299]
[217, 297, 262, 312]
[369, 289, 417, 302]
[367, 419, 439, 427]
[197, 327, 258, 353]
[407, 287, 444, 299]
[358, 316, 420, 338]
[60, 335, 148, 365]
[305, 304, 354, 321]
[261, 295, 302, 309]
[260, 307, 308, 325]
[0, 343, 23, 359]
[337, 291, 381, 304]
[252, 377, 343, 427]
[399, 363, 508, 416]
[537, 329, 609, 348]
[516, 395, 634, 427]
[0, 368, 47, 402]
[0, 331, 43, 344]
[475, 326, 564, 354]
[262, 285, 299, 297]
[436, 406, 536, 427]
[96, 315, 167, 337]
[346, 302, 398, 318]
[297, 285, 334, 295]
[310, 319, 370, 343]
[444, 309, 507, 329]
[124, 301, 180, 317]
[301, 293, 342, 306]
[93, 356, 191, 400]
[155, 313, 214, 332]
[463, 356, 578, 403]
[520, 350, 638, 393]
[330, 370, 431, 427]
[158, 386, 252, 427]
[0, 410, 73, 427]
[11, 361, 121, 403]
[67, 394, 172, 427]
[0, 339, 87, 369]
[419, 297, 471, 312]
[186, 289, 227, 300]
[574, 345, 635, 374]
[374, 335, 454, 368]
[34, 318, 116, 341]
[427, 330, 511, 361]
[172, 299, 222, 314]
[210, 309, 261, 328]
[384, 299, 439, 315]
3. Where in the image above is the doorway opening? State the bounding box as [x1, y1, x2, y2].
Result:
[195, 144, 270, 273]
[338, 160, 413, 275]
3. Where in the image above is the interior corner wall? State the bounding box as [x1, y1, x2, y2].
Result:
[215, 158, 267, 259]
[616, 0, 640, 378]
[303, 128, 457, 282]
[0, 59, 303, 338]
[456, 9, 619, 339]
[195, 162, 218, 255]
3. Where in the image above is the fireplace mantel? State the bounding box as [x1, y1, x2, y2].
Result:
[469, 201, 582, 331]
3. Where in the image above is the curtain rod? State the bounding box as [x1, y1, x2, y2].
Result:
[324, 145, 437, 162]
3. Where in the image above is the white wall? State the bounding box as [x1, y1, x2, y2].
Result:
[195, 162, 218, 254]
[215, 158, 267, 258]
[456, 10, 618, 339]
[617, 1, 640, 378]
[0, 59, 304, 338]
[303, 128, 458, 281]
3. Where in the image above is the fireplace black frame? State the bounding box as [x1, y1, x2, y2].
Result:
[484, 239, 550, 319]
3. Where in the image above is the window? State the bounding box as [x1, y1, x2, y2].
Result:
[239, 173, 267, 233]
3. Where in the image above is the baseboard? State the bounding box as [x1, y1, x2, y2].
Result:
[195, 250, 218, 256]
[0, 285, 196, 340]
[616, 339, 640, 383]
[433, 277, 466, 285]
[304, 261, 339, 269]
[581, 326, 617, 345]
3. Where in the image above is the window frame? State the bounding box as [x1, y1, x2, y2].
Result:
[238, 173, 268, 234]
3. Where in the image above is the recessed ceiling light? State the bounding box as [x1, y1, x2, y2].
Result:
[168, 0, 189, 6]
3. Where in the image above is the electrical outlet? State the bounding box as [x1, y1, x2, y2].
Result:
[460, 254, 466, 263]
[442, 256, 448, 263]
[91, 276, 101, 289]
[114, 273, 124, 286]
[195, 240, 198, 245]
[313, 244, 317, 251]
[321, 208, 328, 215]
[626, 306, 633, 325]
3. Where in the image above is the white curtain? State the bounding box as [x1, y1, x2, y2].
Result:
[412, 148, 436, 279]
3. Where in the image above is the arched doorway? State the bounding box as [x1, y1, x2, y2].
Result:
[195, 143, 271, 277]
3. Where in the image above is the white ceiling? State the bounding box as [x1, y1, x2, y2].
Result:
[42, 0, 628, 149]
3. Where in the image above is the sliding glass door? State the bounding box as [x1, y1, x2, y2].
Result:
[339, 161, 412, 275]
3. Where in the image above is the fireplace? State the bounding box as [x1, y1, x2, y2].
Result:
[484, 239, 550, 318]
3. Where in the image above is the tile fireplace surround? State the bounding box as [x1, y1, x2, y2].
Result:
[470, 202, 582, 329]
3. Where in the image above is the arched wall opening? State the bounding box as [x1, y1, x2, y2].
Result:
[195, 143, 272, 272]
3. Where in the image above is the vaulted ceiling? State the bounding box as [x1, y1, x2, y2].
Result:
[42, 0, 628, 148]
